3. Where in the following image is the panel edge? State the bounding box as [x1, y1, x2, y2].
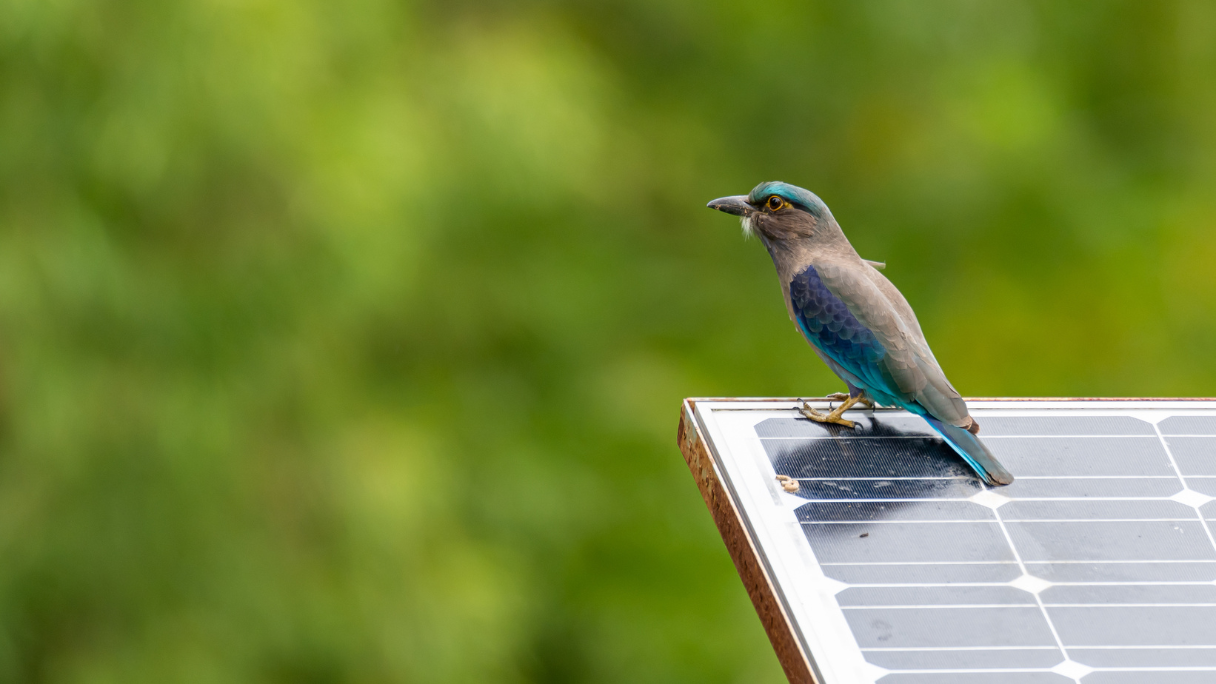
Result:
[677, 399, 817, 684]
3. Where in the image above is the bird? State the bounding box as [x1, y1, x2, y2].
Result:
[708, 181, 1013, 486]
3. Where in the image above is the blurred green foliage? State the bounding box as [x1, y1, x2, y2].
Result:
[2, 1, 1216, 682]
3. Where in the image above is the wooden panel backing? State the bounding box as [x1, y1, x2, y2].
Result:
[676, 399, 817, 684]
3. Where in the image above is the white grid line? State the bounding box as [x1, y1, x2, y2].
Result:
[1049, 603, 1216, 608]
[880, 666, 1216, 673]
[879, 668, 1057, 674]
[843, 603, 1216, 610]
[984, 493, 1075, 679]
[844, 581, 1216, 587]
[843, 604, 1038, 610]
[863, 645, 1216, 651]
[1065, 645, 1216, 650]
[805, 518, 1208, 524]
[1156, 424, 1216, 554]
[821, 559, 1216, 565]
[861, 646, 1058, 652]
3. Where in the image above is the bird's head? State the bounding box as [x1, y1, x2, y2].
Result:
[707, 181, 833, 245]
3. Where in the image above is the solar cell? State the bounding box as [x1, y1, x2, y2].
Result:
[677, 399, 1216, 684]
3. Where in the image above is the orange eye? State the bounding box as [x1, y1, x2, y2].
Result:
[766, 195, 784, 211]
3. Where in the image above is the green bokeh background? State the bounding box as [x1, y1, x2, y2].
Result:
[3, 1, 1216, 682]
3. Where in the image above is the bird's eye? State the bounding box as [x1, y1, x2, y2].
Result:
[767, 195, 784, 211]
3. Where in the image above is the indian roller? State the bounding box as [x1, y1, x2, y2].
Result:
[708, 182, 1014, 486]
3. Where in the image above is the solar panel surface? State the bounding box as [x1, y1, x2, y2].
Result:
[681, 400, 1216, 684]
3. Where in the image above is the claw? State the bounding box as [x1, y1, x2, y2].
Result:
[799, 400, 857, 428]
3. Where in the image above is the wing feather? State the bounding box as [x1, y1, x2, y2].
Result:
[816, 260, 970, 426]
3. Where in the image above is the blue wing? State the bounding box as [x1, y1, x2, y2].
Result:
[789, 264, 907, 408]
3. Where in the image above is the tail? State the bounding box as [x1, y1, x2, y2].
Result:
[923, 415, 1014, 486]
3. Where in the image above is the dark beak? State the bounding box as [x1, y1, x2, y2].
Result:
[707, 195, 754, 217]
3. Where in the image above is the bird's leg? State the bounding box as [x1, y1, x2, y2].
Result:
[846, 382, 877, 409]
[799, 395, 862, 428]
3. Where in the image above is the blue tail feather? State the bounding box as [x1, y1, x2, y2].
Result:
[922, 415, 1014, 486]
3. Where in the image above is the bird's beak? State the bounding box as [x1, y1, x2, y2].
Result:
[707, 195, 754, 217]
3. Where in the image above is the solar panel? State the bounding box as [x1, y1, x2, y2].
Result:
[677, 399, 1216, 684]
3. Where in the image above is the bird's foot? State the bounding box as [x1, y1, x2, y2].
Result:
[799, 397, 859, 428]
